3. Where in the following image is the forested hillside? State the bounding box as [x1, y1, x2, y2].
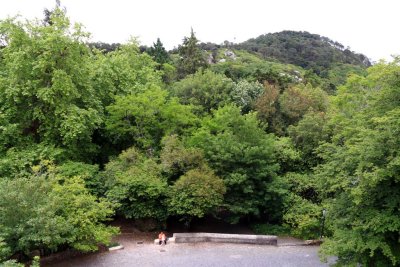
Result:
[1, 7, 399, 267]
[238, 31, 370, 70]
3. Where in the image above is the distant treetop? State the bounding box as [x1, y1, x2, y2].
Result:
[236, 31, 371, 74]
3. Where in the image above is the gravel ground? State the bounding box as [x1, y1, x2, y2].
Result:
[43, 234, 333, 267]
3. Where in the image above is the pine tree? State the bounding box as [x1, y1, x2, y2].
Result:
[148, 38, 170, 65]
[177, 28, 208, 78]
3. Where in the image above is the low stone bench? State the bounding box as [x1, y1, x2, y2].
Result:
[170, 233, 277, 245]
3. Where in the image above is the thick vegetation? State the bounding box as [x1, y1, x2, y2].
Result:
[1, 6, 398, 267]
[238, 31, 370, 72]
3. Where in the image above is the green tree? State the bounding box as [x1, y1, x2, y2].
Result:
[281, 172, 322, 239]
[0, 144, 65, 179]
[56, 161, 102, 196]
[254, 83, 282, 133]
[0, 9, 102, 158]
[104, 147, 168, 221]
[0, 162, 117, 259]
[189, 105, 281, 222]
[105, 86, 198, 150]
[177, 28, 208, 78]
[316, 60, 400, 266]
[168, 168, 226, 223]
[160, 135, 206, 182]
[171, 69, 234, 114]
[288, 111, 328, 168]
[230, 80, 264, 113]
[92, 41, 162, 107]
[279, 84, 328, 125]
[148, 38, 170, 66]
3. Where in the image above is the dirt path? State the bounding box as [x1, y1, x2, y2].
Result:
[41, 218, 329, 266]
[42, 234, 330, 267]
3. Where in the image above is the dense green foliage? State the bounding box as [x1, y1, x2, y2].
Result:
[189, 105, 281, 222]
[105, 85, 197, 150]
[176, 29, 208, 78]
[0, 10, 101, 159]
[316, 60, 400, 266]
[104, 147, 168, 221]
[2, 7, 399, 267]
[168, 168, 225, 219]
[170, 69, 234, 114]
[0, 162, 118, 259]
[148, 38, 170, 66]
[238, 31, 370, 73]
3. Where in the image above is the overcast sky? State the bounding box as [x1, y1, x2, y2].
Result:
[0, 0, 398, 62]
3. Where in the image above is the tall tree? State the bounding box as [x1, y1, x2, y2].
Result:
[189, 105, 281, 223]
[0, 8, 101, 159]
[316, 60, 400, 266]
[177, 28, 208, 78]
[148, 38, 170, 66]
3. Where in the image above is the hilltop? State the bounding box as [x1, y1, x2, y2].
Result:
[237, 31, 371, 71]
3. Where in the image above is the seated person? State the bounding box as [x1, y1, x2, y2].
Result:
[158, 231, 167, 245]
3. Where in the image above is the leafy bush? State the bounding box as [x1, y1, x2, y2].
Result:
[105, 147, 168, 221]
[251, 223, 291, 236]
[189, 105, 281, 222]
[283, 194, 322, 239]
[168, 168, 225, 219]
[0, 162, 118, 258]
[170, 69, 234, 114]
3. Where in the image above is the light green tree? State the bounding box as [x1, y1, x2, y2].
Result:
[0, 161, 117, 259]
[168, 168, 226, 223]
[92, 41, 162, 107]
[171, 69, 234, 114]
[105, 86, 198, 150]
[0, 9, 102, 157]
[316, 60, 400, 266]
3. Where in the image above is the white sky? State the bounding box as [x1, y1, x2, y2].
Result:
[0, 0, 398, 62]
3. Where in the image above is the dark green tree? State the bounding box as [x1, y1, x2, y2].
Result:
[148, 38, 170, 66]
[189, 105, 281, 223]
[177, 28, 208, 78]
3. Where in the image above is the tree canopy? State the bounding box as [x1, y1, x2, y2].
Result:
[1, 7, 398, 266]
